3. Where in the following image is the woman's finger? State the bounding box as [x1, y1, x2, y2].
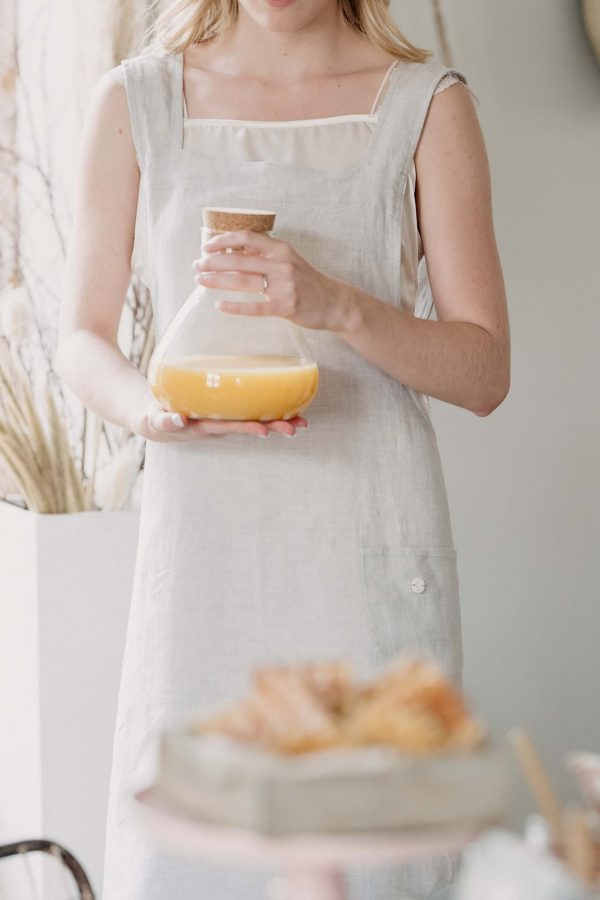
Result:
[190, 419, 270, 437]
[266, 420, 297, 437]
[149, 410, 188, 432]
[264, 415, 309, 436]
[214, 298, 274, 316]
[194, 271, 268, 297]
[202, 229, 283, 257]
[147, 406, 307, 441]
[193, 251, 277, 276]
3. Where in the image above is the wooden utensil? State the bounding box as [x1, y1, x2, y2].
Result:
[563, 805, 597, 887]
[508, 728, 564, 844]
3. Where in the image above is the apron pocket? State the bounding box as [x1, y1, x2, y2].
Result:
[361, 546, 462, 682]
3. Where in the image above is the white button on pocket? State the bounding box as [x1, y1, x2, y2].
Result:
[360, 545, 461, 677]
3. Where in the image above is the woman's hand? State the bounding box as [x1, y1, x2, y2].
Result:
[192, 230, 354, 332]
[137, 394, 307, 442]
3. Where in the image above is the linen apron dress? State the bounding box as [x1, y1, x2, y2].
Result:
[103, 50, 470, 900]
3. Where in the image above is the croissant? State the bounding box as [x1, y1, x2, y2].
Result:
[194, 655, 485, 757]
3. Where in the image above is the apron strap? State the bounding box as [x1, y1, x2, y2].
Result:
[368, 57, 470, 179]
[120, 49, 469, 174]
[120, 51, 183, 164]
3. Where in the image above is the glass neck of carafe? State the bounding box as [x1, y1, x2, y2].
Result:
[200, 226, 274, 252]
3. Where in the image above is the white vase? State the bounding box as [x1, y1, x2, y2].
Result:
[0, 502, 139, 897]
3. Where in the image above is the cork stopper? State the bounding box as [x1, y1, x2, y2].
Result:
[202, 207, 276, 234]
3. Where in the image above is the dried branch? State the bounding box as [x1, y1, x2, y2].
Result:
[0, 338, 88, 513]
[0, 0, 156, 512]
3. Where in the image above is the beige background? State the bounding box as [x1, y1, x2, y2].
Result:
[396, 0, 600, 819]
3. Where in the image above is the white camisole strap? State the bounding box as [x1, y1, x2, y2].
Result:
[368, 59, 401, 115]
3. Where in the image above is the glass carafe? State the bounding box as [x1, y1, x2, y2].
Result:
[148, 208, 319, 422]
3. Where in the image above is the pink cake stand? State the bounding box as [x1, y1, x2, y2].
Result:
[133, 787, 480, 900]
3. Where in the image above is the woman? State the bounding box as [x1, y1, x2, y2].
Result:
[56, 0, 510, 894]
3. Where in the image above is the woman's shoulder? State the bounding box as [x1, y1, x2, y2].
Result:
[74, 64, 140, 180]
[111, 50, 179, 118]
[400, 54, 466, 84]
[397, 56, 478, 109]
[86, 65, 130, 128]
[111, 48, 180, 99]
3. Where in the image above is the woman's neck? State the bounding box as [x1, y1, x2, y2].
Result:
[191, 11, 385, 83]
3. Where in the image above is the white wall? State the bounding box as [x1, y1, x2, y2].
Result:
[0, 506, 139, 897]
[392, 0, 600, 820]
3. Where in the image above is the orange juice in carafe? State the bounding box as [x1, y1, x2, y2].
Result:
[147, 207, 320, 422]
[150, 354, 319, 421]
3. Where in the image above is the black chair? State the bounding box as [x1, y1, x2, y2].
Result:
[0, 840, 95, 899]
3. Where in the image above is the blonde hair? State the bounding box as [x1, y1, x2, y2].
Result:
[143, 0, 432, 62]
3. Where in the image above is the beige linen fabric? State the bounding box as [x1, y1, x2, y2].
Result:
[124, 66, 478, 321]
[103, 50, 471, 900]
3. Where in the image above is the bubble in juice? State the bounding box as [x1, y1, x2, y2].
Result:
[150, 354, 319, 421]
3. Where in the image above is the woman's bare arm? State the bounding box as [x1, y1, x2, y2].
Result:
[55, 69, 303, 439]
[195, 82, 509, 417]
[336, 81, 510, 416]
[55, 67, 154, 430]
